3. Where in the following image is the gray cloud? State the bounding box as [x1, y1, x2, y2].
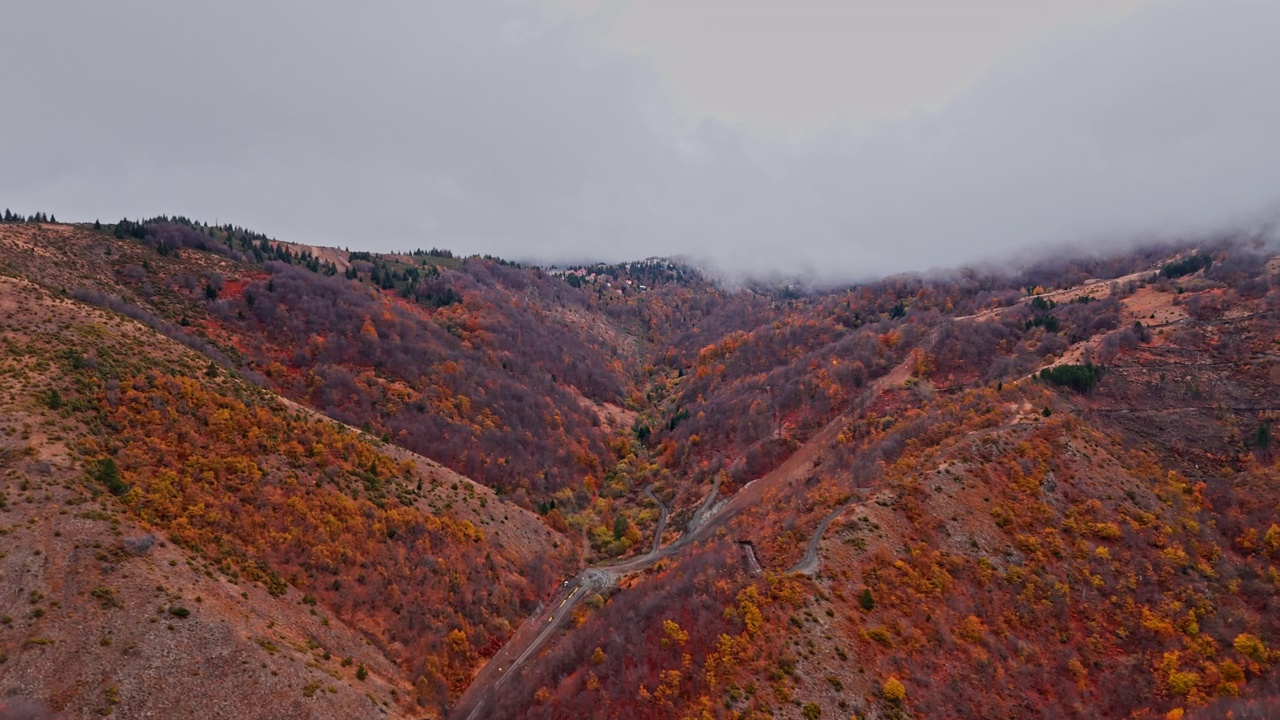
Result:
[2, 0, 1278, 281]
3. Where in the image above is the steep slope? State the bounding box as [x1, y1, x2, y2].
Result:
[0, 220, 683, 566]
[5, 217, 1278, 719]
[0, 221, 638, 503]
[0, 274, 572, 718]
[464, 242, 1280, 720]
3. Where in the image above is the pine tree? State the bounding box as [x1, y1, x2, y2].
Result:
[97, 457, 128, 496]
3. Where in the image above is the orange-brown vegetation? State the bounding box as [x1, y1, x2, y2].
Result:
[0, 273, 570, 717]
[466, 238, 1280, 719]
[3, 217, 1280, 719]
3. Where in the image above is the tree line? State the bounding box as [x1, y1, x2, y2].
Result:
[2, 209, 56, 223]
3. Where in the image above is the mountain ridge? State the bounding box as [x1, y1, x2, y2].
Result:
[2, 217, 1278, 719]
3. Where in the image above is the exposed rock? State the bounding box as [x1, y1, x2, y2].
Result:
[121, 534, 155, 555]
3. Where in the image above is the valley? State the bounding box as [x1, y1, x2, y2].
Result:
[1, 218, 1278, 719]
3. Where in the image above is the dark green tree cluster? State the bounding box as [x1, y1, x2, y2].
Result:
[1024, 314, 1061, 332]
[409, 247, 455, 259]
[477, 253, 523, 268]
[96, 457, 128, 496]
[1161, 253, 1213, 279]
[1038, 363, 1103, 394]
[2, 209, 55, 223]
[346, 254, 459, 308]
[109, 215, 338, 274]
[560, 258, 690, 289]
[112, 219, 149, 240]
[1030, 295, 1056, 312]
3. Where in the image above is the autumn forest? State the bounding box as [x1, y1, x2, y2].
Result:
[1, 216, 1279, 719]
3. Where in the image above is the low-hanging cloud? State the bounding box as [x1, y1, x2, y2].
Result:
[2, 0, 1277, 282]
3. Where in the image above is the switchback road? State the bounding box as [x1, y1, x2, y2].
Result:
[450, 335, 926, 719]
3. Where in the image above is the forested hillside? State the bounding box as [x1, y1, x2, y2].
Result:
[0, 227, 575, 718]
[2, 216, 1278, 719]
[481, 237, 1280, 720]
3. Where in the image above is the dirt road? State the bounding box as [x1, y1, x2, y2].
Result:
[452, 262, 1190, 718]
[643, 484, 669, 555]
[449, 347, 921, 719]
[789, 493, 862, 575]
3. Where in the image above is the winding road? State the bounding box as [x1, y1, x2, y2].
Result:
[643, 484, 669, 555]
[684, 472, 721, 535]
[452, 484, 689, 720]
[789, 492, 864, 575]
[450, 336, 929, 719]
[454, 263, 1197, 718]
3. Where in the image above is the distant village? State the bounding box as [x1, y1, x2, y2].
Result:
[545, 257, 684, 293]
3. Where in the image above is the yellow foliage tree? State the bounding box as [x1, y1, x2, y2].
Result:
[883, 676, 906, 702]
[1233, 633, 1269, 663]
[661, 619, 688, 649]
[956, 615, 988, 644]
[1263, 524, 1280, 556]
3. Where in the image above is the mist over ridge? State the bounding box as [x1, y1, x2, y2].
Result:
[2, 0, 1278, 282]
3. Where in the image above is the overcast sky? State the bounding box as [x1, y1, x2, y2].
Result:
[2, 0, 1278, 281]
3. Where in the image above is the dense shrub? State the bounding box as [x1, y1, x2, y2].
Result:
[1039, 363, 1104, 394]
[1161, 253, 1213, 279]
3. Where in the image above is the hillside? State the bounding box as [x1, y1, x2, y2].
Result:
[477, 243, 1280, 719]
[0, 220, 689, 565]
[2, 217, 1279, 719]
[0, 269, 572, 718]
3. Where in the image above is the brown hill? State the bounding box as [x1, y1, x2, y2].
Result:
[3, 217, 1279, 719]
[0, 272, 571, 718]
[469, 240, 1280, 719]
